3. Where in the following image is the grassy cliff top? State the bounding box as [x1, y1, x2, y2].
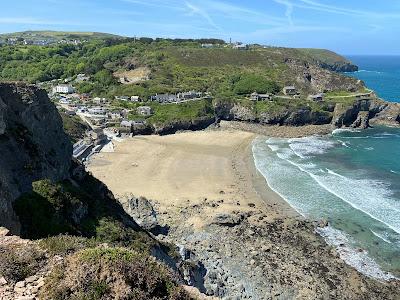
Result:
[297, 48, 351, 64]
[0, 30, 122, 41]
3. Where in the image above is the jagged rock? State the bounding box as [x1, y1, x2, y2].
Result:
[120, 194, 158, 230]
[211, 213, 244, 227]
[0, 83, 72, 234]
[351, 111, 370, 129]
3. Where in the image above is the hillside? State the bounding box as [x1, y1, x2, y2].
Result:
[0, 35, 362, 96]
[296, 48, 358, 72]
[0, 83, 192, 299]
[0, 30, 122, 42]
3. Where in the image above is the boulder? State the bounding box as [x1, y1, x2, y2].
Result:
[120, 195, 158, 230]
[211, 213, 244, 227]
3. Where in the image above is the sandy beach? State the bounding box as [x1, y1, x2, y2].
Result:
[88, 130, 297, 228]
[87, 129, 400, 298]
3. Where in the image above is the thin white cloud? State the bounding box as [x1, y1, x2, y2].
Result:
[298, 0, 400, 19]
[184, 2, 221, 30]
[274, 0, 294, 25]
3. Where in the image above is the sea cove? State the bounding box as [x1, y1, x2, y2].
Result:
[253, 126, 400, 279]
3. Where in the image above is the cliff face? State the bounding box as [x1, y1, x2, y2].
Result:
[284, 59, 363, 93]
[318, 61, 358, 72]
[0, 83, 72, 233]
[214, 98, 400, 129]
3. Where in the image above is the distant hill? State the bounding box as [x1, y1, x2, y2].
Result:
[296, 48, 358, 72]
[0, 30, 123, 42]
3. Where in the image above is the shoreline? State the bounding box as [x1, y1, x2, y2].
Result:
[87, 129, 400, 298]
[242, 135, 301, 219]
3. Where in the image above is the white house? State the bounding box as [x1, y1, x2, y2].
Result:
[283, 86, 298, 96]
[308, 93, 324, 102]
[131, 96, 141, 102]
[93, 97, 108, 105]
[250, 92, 272, 101]
[137, 106, 153, 116]
[53, 85, 75, 94]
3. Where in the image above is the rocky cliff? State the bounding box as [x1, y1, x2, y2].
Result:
[0, 83, 72, 233]
[214, 98, 400, 129]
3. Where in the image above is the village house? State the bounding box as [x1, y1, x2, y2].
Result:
[151, 94, 178, 103]
[137, 106, 153, 116]
[115, 96, 130, 101]
[283, 86, 298, 96]
[201, 43, 214, 48]
[53, 84, 75, 94]
[233, 43, 248, 50]
[120, 120, 133, 129]
[131, 96, 141, 102]
[93, 97, 108, 105]
[108, 111, 123, 120]
[250, 92, 273, 101]
[87, 107, 108, 121]
[308, 93, 324, 102]
[177, 91, 202, 100]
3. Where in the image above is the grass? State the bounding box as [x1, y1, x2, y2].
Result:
[147, 99, 214, 125]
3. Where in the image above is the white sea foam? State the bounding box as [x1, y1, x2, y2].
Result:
[390, 170, 400, 175]
[317, 226, 397, 281]
[370, 229, 392, 244]
[332, 128, 362, 135]
[252, 137, 400, 281]
[338, 140, 351, 148]
[288, 136, 337, 158]
[304, 170, 400, 234]
[355, 70, 383, 74]
[266, 139, 400, 234]
[364, 147, 374, 151]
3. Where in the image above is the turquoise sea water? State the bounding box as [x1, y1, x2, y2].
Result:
[346, 55, 400, 103]
[252, 56, 400, 279]
[253, 127, 400, 279]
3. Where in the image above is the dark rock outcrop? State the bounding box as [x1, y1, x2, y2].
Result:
[318, 61, 358, 73]
[152, 117, 215, 135]
[0, 83, 72, 234]
[214, 97, 399, 129]
[120, 194, 159, 230]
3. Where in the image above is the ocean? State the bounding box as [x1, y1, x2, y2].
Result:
[346, 55, 400, 102]
[252, 56, 400, 280]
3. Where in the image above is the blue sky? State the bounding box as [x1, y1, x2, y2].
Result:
[1, 0, 400, 55]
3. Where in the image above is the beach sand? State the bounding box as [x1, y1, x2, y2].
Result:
[87, 129, 400, 298]
[87, 130, 297, 228]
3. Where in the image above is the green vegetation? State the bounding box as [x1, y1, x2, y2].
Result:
[296, 48, 352, 65]
[0, 33, 365, 127]
[147, 99, 214, 125]
[40, 247, 189, 300]
[60, 112, 89, 143]
[0, 244, 45, 283]
[13, 177, 155, 252]
[232, 74, 281, 95]
[0, 30, 122, 42]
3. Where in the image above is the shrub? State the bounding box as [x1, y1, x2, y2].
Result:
[0, 245, 45, 283]
[233, 74, 281, 95]
[40, 247, 190, 300]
